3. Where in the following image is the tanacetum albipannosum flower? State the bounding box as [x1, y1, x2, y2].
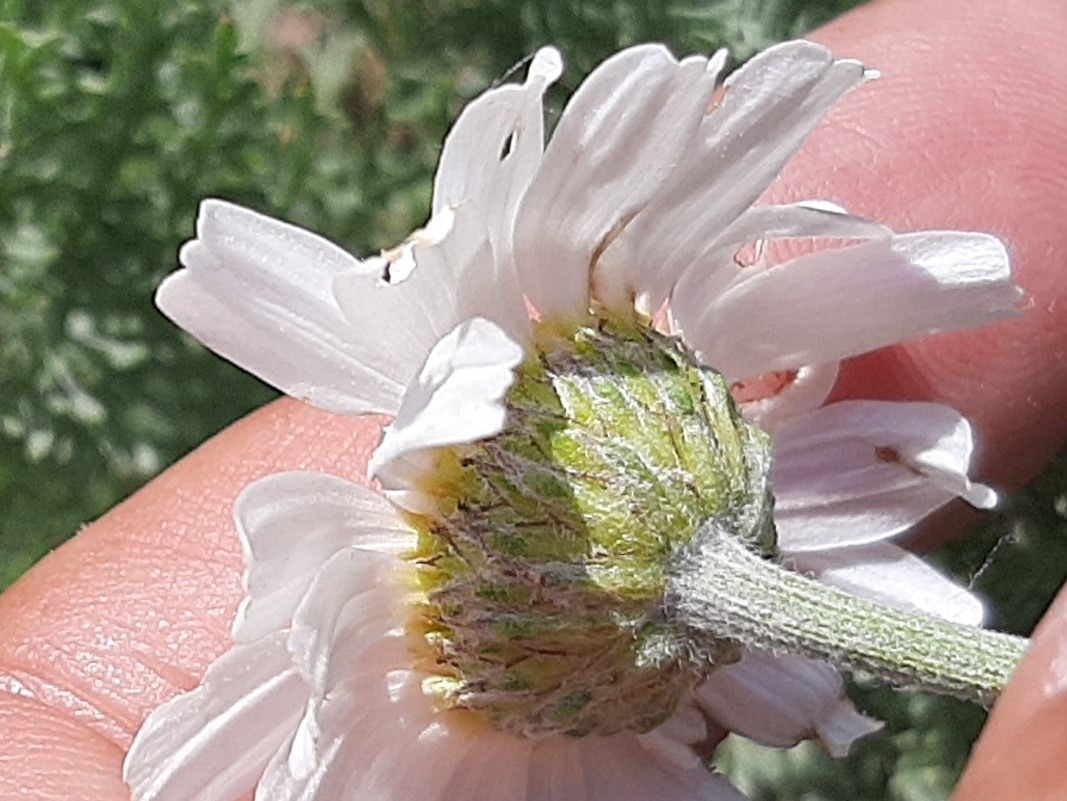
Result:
[125, 41, 1028, 801]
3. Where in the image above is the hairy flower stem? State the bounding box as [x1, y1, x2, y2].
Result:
[669, 521, 1029, 706]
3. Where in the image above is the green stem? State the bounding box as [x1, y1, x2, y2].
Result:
[668, 521, 1029, 706]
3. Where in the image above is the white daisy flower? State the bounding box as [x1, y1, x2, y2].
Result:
[125, 41, 1023, 801]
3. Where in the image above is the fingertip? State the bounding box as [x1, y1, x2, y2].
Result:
[954, 586, 1067, 800]
[0, 694, 129, 800]
[781, 0, 1067, 498]
[0, 399, 385, 740]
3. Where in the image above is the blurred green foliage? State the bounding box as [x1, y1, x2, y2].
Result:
[1, 0, 1065, 798]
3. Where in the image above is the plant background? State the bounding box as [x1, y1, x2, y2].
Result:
[2, 0, 1065, 798]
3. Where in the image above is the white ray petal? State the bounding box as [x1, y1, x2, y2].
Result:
[157, 200, 407, 414]
[514, 44, 725, 323]
[434, 46, 562, 259]
[258, 670, 436, 800]
[355, 714, 480, 801]
[330, 208, 463, 374]
[686, 231, 1020, 380]
[370, 317, 524, 497]
[449, 201, 534, 342]
[528, 738, 588, 801]
[771, 400, 997, 552]
[737, 362, 840, 434]
[333, 200, 531, 352]
[124, 632, 309, 801]
[232, 472, 413, 643]
[318, 606, 412, 697]
[790, 540, 986, 626]
[286, 547, 408, 695]
[609, 40, 871, 310]
[651, 201, 889, 318]
[708, 200, 890, 257]
[637, 701, 708, 769]
[694, 652, 881, 757]
[278, 668, 498, 801]
[578, 734, 747, 801]
[442, 729, 534, 801]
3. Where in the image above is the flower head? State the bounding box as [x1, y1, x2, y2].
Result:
[126, 41, 1020, 801]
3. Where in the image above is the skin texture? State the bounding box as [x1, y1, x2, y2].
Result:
[1, 0, 1065, 798]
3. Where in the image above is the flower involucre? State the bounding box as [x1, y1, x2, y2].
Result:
[126, 40, 1021, 801]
